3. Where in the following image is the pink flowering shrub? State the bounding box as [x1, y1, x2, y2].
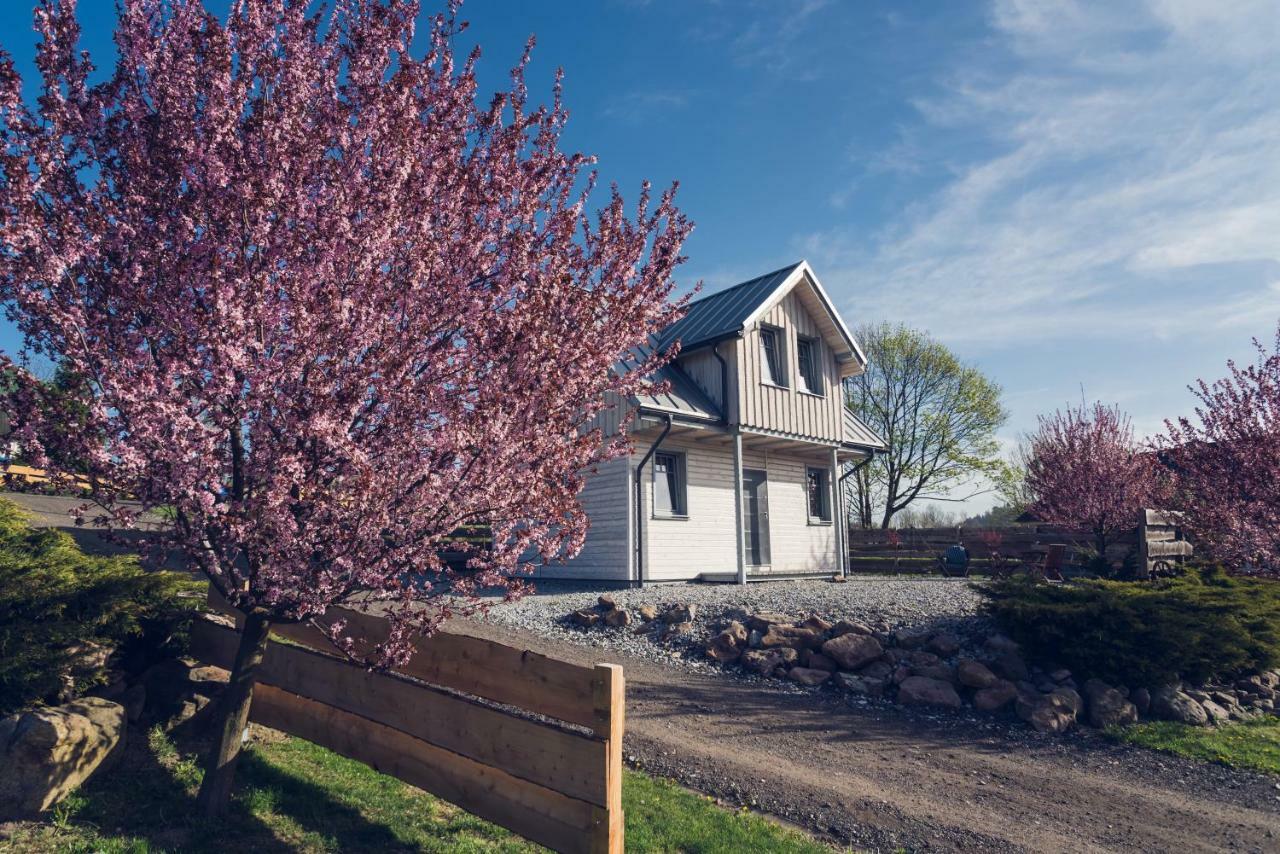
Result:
[1164, 330, 1280, 575]
[1025, 402, 1166, 570]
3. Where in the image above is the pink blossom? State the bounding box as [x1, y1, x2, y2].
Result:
[0, 0, 692, 666]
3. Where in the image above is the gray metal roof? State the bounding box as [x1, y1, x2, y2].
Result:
[843, 408, 887, 451]
[616, 344, 722, 422]
[655, 263, 804, 352]
[634, 361, 722, 421]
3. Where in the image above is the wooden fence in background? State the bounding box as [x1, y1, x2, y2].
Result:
[845, 524, 1140, 574]
[191, 592, 623, 854]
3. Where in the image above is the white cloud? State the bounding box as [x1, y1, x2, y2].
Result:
[804, 0, 1280, 348]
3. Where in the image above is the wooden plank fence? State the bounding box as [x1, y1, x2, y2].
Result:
[845, 524, 1140, 574]
[191, 591, 623, 854]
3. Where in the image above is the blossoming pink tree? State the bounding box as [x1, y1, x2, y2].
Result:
[0, 0, 690, 814]
[1164, 330, 1280, 575]
[1024, 402, 1165, 571]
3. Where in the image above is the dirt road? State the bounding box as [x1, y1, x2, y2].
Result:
[463, 620, 1280, 853]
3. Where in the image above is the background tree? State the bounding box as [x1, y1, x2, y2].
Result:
[845, 323, 1007, 529]
[1164, 329, 1280, 575]
[0, 0, 690, 814]
[1024, 402, 1165, 568]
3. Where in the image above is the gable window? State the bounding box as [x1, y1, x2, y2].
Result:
[653, 452, 687, 517]
[806, 466, 831, 523]
[759, 325, 786, 386]
[796, 336, 822, 395]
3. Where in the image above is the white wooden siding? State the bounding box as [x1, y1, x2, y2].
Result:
[735, 291, 843, 442]
[635, 434, 738, 581]
[751, 452, 838, 575]
[678, 349, 724, 411]
[536, 454, 632, 581]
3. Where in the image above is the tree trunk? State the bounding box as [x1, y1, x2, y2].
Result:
[196, 610, 272, 817]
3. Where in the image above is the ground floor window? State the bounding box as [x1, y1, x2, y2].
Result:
[653, 451, 687, 517]
[806, 466, 831, 522]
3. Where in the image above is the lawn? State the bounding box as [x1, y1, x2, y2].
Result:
[0, 726, 834, 854]
[1112, 716, 1280, 775]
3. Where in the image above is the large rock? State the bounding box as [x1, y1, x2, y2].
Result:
[1029, 693, 1077, 733]
[1130, 687, 1151, 716]
[604, 608, 632, 628]
[894, 626, 933, 649]
[0, 698, 126, 819]
[661, 604, 697, 624]
[926, 633, 961, 658]
[991, 652, 1030, 683]
[760, 624, 824, 650]
[973, 679, 1019, 711]
[897, 676, 963, 708]
[637, 605, 658, 622]
[858, 660, 895, 680]
[742, 648, 797, 677]
[789, 667, 832, 687]
[822, 633, 883, 671]
[984, 633, 1020, 655]
[911, 664, 956, 683]
[803, 651, 837, 672]
[830, 619, 873, 638]
[571, 609, 600, 628]
[1200, 699, 1232, 725]
[800, 615, 833, 633]
[705, 631, 743, 663]
[746, 612, 793, 632]
[1150, 686, 1209, 726]
[1083, 680, 1138, 729]
[1050, 687, 1083, 717]
[835, 672, 885, 697]
[957, 660, 998, 689]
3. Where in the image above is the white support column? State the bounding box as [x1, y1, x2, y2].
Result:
[830, 447, 845, 578]
[733, 429, 747, 585]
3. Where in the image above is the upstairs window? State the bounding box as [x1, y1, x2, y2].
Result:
[760, 326, 786, 386]
[653, 452, 687, 517]
[807, 466, 831, 522]
[797, 336, 822, 395]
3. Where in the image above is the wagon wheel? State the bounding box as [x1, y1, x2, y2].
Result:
[1150, 559, 1175, 579]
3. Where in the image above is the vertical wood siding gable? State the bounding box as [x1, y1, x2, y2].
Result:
[737, 291, 843, 442]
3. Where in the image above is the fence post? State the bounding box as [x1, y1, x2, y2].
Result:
[591, 663, 625, 854]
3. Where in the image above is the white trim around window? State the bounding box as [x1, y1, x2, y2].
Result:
[759, 324, 788, 388]
[652, 450, 688, 518]
[796, 334, 823, 397]
[806, 465, 832, 524]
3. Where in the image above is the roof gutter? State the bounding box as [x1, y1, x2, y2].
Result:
[633, 413, 673, 586]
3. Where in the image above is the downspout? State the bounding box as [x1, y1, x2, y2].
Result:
[633, 413, 673, 586]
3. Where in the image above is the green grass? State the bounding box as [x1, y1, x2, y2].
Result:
[0, 726, 833, 853]
[1112, 716, 1280, 775]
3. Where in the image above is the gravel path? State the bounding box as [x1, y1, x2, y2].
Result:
[484, 576, 986, 673]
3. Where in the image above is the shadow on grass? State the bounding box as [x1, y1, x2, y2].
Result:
[62, 718, 426, 853]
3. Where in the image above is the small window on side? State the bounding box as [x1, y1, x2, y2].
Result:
[760, 326, 786, 386]
[653, 452, 687, 517]
[807, 466, 831, 522]
[797, 336, 822, 395]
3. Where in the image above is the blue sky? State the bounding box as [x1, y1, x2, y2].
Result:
[3, 0, 1278, 515]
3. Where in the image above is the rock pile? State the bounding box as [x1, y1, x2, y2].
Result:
[566, 601, 1280, 735]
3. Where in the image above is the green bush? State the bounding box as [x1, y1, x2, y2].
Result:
[0, 499, 202, 714]
[979, 566, 1280, 687]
